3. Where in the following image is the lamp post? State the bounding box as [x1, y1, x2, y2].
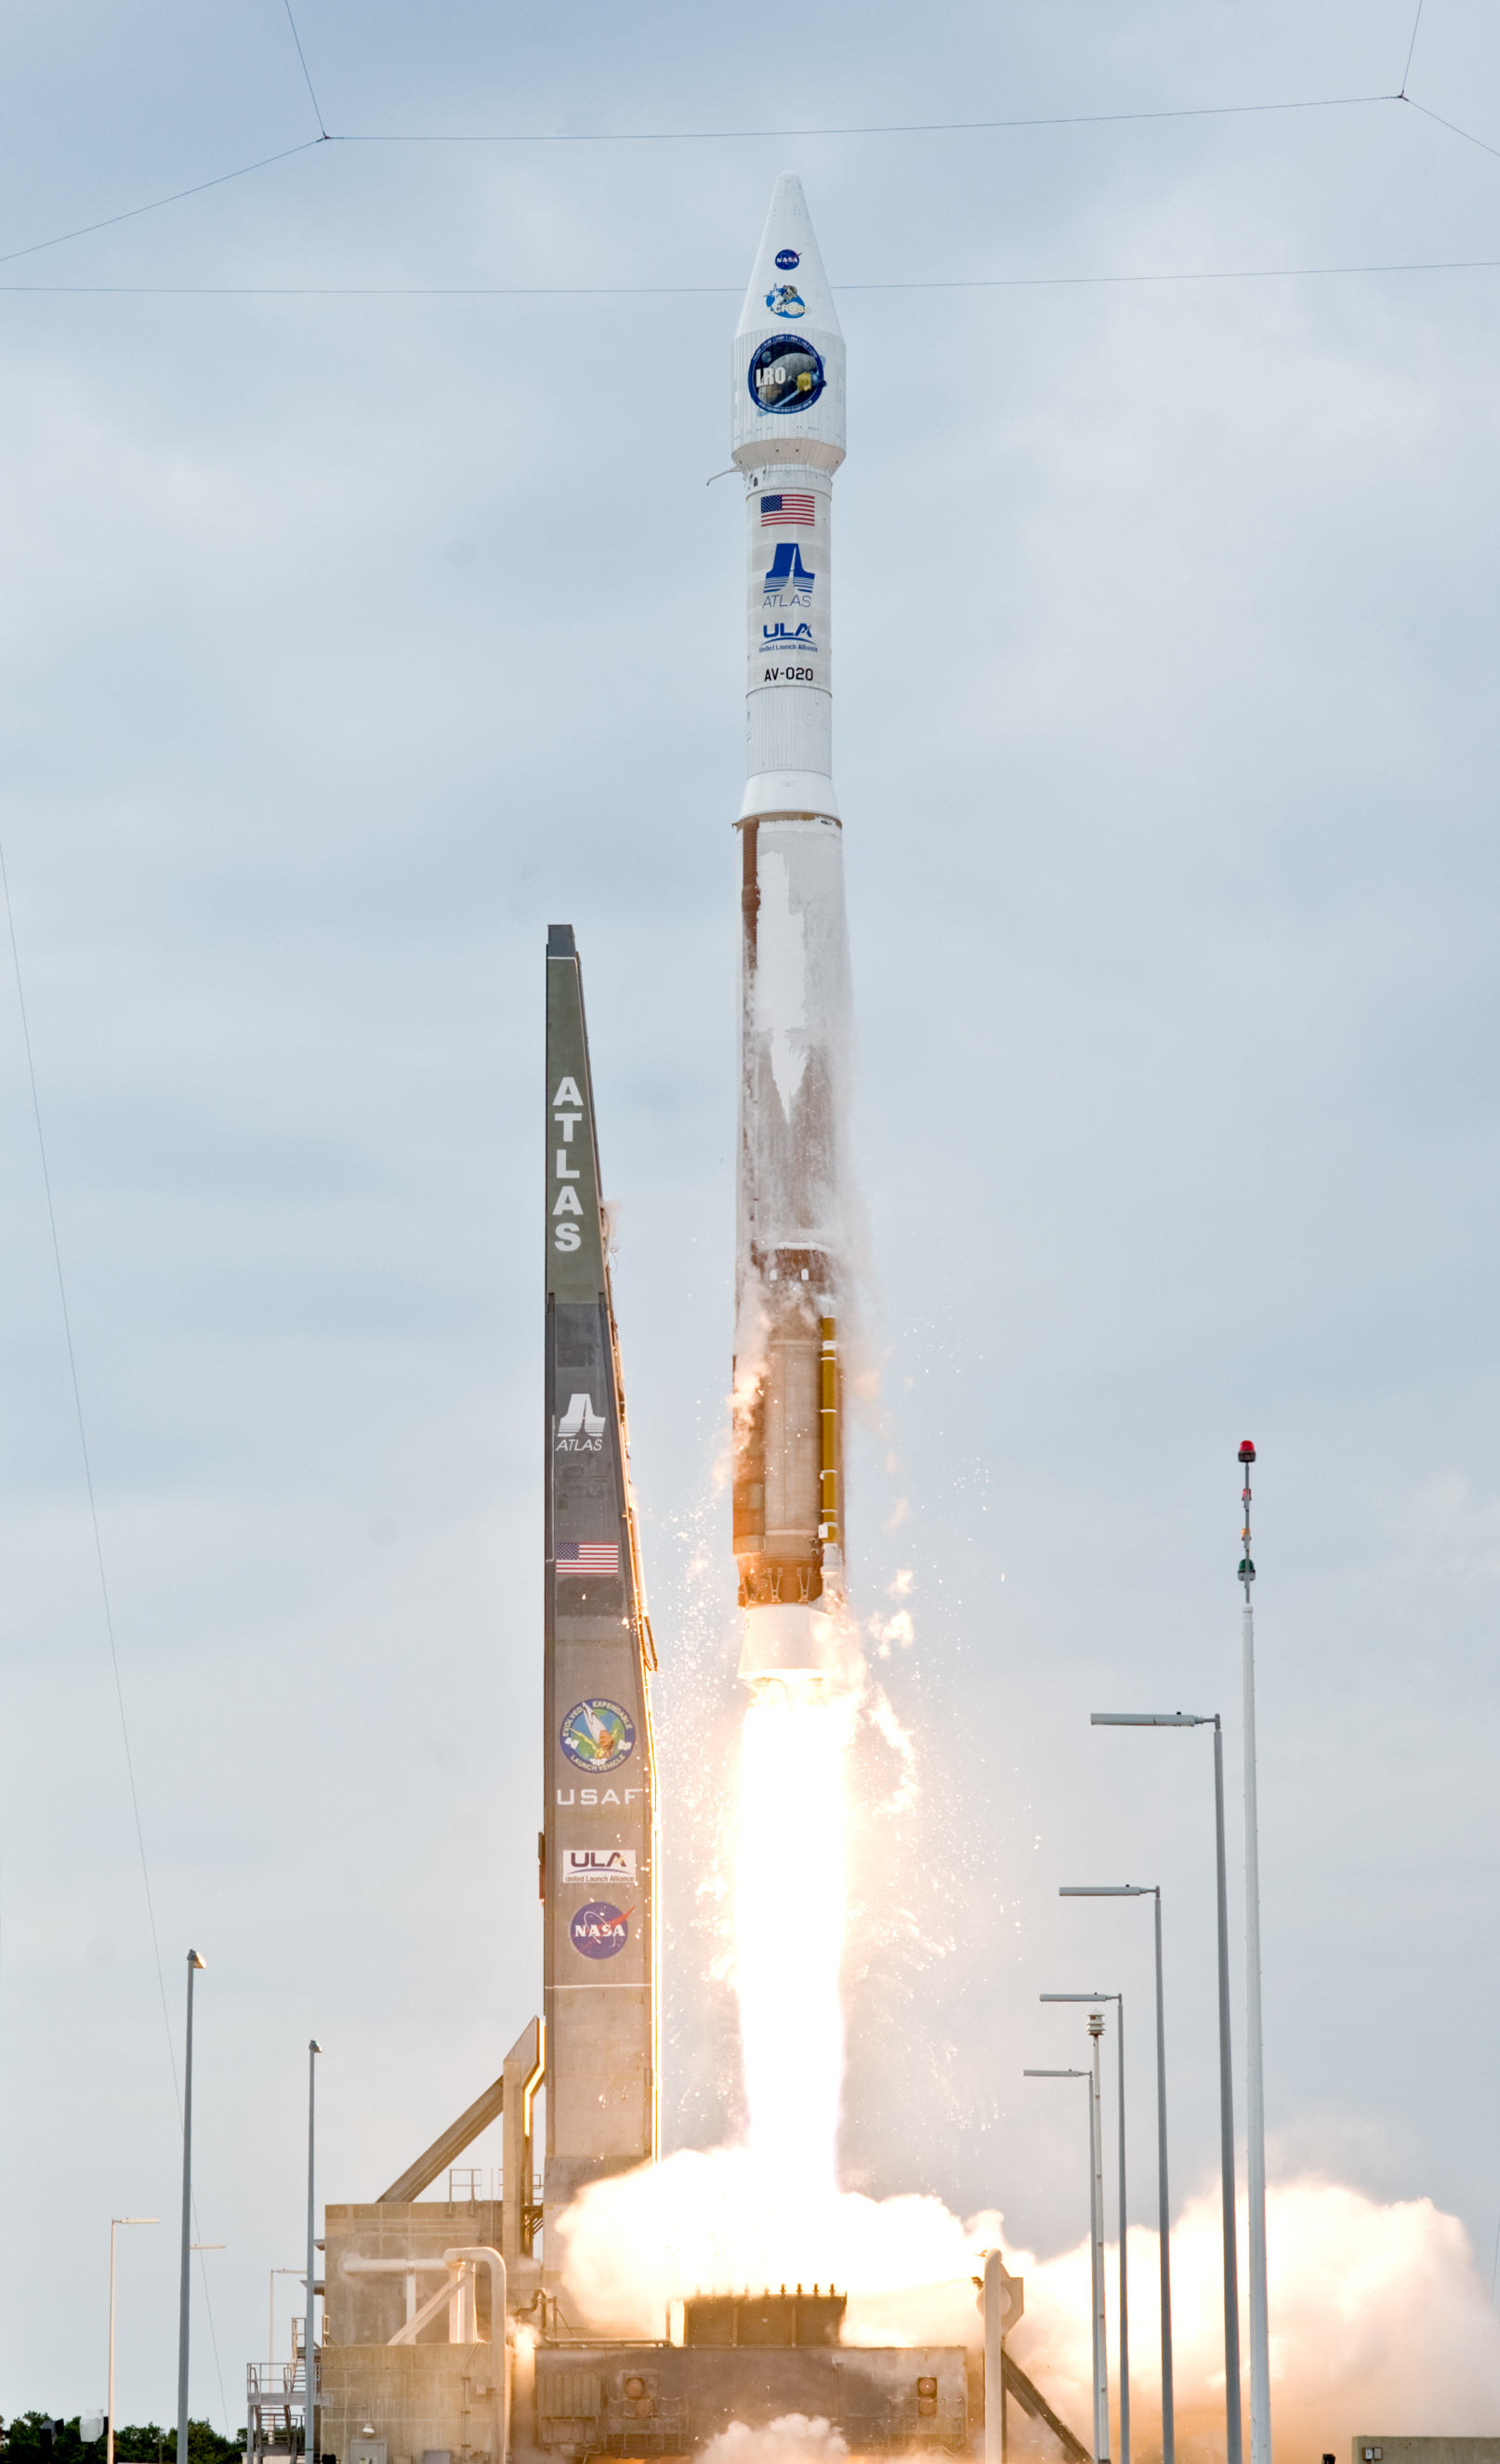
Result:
[1059, 1887, 1174, 2464]
[1238, 1441, 1271, 2464]
[1090, 1715, 1242, 2464]
[306, 2042, 322, 2464]
[1026, 2050, 1110, 2464]
[178, 1949, 205, 2464]
[108, 2217, 158, 2464]
[1041, 1994, 1128, 2464]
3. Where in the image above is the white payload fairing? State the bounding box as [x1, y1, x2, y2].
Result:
[730, 178, 852, 1686]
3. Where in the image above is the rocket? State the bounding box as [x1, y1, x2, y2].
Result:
[541, 925, 659, 2260]
[730, 178, 851, 1688]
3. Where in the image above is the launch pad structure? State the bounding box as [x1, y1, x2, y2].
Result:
[284, 178, 1049, 2464]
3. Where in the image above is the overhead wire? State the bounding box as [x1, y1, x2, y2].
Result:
[6, 79, 1500, 284]
[1401, 0, 1427, 97]
[329, 92, 1395, 141]
[1399, 94, 1500, 164]
[6, 253, 1500, 297]
[0, 139, 324, 270]
[0, 839, 231, 2436]
[283, 0, 329, 139]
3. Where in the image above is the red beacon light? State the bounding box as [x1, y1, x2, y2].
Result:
[1238, 1440, 1257, 1463]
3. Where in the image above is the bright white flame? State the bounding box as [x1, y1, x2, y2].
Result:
[736, 1686, 853, 2192]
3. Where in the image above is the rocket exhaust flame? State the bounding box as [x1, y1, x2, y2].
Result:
[735, 1683, 853, 2194]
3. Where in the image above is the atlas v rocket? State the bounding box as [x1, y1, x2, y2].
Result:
[730, 176, 851, 1687]
[537, 177, 847, 2248]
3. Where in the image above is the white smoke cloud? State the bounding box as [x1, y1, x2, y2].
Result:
[556, 2157, 1500, 2456]
[698, 2418, 849, 2464]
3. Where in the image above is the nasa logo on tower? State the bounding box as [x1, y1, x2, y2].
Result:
[765, 283, 806, 320]
[559, 1699, 636, 1772]
[569, 1901, 631, 1959]
[774, 247, 800, 270]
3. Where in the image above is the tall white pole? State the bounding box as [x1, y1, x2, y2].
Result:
[306, 2044, 322, 2464]
[1088, 2013, 1111, 2463]
[1239, 1443, 1270, 2464]
[108, 2220, 119, 2464]
[178, 1952, 204, 2464]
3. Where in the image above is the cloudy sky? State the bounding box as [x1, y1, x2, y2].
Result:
[4, 0, 1500, 2431]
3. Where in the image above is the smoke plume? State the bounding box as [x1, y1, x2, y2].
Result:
[555, 2157, 1500, 2457]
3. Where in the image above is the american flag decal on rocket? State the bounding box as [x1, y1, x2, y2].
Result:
[760, 493, 815, 526]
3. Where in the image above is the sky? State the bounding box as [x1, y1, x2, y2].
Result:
[3, 0, 1500, 2432]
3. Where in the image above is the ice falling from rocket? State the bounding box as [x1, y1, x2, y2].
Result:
[730, 175, 851, 1693]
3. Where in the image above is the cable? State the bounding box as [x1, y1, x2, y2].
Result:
[0, 837, 176, 2054]
[1401, 94, 1500, 163]
[283, 0, 329, 139]
[1401, 0, 1427, 96]
[0, 139, 324, 270]
[6, 253, 1500, 297]
[330, 91, 1394, 143]
[0, 839, 230, 2433]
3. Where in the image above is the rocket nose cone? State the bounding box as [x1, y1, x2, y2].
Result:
[736, 171, 842, 342]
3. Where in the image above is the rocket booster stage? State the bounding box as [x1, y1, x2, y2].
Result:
[731, 178, 851, 1687]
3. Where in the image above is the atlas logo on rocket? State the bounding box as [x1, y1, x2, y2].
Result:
[763, 543, 815, 606]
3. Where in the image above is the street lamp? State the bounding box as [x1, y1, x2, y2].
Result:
[108, 2217, 159, 2464]
[306, 2042, 322, 2464]
[178, 1949, 205, 2464]
[1025, 2046, 1110, 2464]
[1042, 1993, 1128, 2464]
[1237, 1440, 1271, 2464]
[1059, 1887, 1174, 2464]
[1090, 1715, 1241, 2464]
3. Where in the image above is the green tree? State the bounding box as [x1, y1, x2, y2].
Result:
[0, 2419, 243, 2464]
